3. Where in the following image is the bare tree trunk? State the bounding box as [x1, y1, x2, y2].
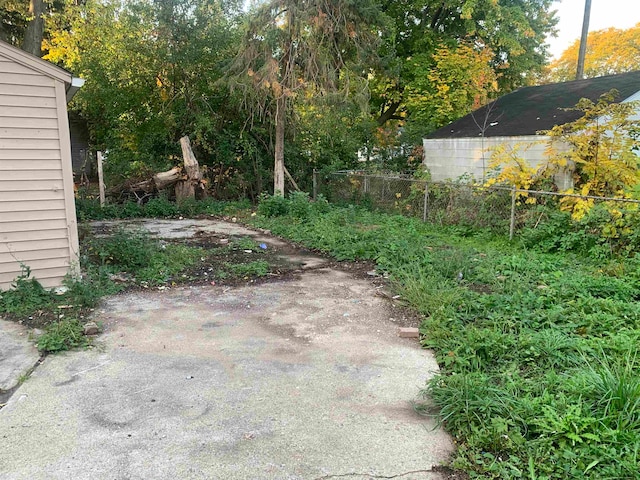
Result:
[179, 136, 203, 183]
[274, 94, 286, 196]
[22, 0, 45, 57]
[176, 135, 207, 201]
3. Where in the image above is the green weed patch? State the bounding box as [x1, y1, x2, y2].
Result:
[251, 195, 640, 479]
[75, 196, 251, 221]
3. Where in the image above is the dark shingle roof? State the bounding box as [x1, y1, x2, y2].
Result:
[426, 71, 640, 139]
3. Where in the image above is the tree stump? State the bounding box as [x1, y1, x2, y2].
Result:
[176, 135, 207, 201]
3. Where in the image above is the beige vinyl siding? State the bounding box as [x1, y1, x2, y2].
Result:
[0, 169, 63, 181]
[1, 228, 69, 244]
[0, 267, 71, 289]
[0, 58, 47, 76]
[0, 83, 58, 99]
[0, 117, 59, 129]
[0, 51, 77, 290]
[0, 72, 56, 87]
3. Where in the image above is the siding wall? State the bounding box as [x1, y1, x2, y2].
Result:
[0, 52, 78, 290]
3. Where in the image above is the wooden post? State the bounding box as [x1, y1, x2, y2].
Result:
[509, 185, 517, 240]
[97, 151, 105, 207]
[423, 181, 429, 222]
[283, 165, 301, 192]
[312, 169, 318, 200]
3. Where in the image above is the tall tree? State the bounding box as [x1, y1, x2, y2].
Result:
[373, 0, 557, 135]
[547, 23, 640, 82]
[402, 42, 498, 141]
[228, 0, 381, 195]
[46, 0, 247, 184]
[23, 0, 46, 56]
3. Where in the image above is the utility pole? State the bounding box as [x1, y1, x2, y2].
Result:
[576, 0, 592, 80]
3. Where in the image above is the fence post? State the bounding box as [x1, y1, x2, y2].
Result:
[312, 168, 318, 200]
[97, 151, 106, 207]
[509, 185, 517, 240]
[423, 181, 429, 222]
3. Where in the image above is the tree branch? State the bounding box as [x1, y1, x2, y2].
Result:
[377, 100, 402, 126]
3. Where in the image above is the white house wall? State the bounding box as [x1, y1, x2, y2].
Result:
[422, 135, 573, 190]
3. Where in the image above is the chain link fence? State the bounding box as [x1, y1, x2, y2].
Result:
[315, 171, 640, 239]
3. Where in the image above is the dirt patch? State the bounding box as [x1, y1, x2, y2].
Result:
[432, 465, 471, 480]
[4, 218, 421, 333]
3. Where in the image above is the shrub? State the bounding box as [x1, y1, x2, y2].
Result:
[257, 193, 290, 217]
[288, 191, 312, 219]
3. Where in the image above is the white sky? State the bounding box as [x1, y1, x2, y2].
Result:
[547, 0, 640, 59]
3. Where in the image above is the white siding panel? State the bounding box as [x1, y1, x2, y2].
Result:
[0, 138, 60, 149]
[0, 258, 69, 275]
[0, 72, 55, 87]
[0, 61, 44, 75]
[0, 218, 68, 233]
[0, 179, 64, 191]
[0, 106, 57, 118]
[0, 248, 70, 265]
[0, 169, 63, 181]
[0, 228, 68, 243]
[0, 209, 66, 222]
[0, 190, 64, 202]
[0, 267, 70, 290]
[0, 83, 56, 98]
[0, 271, 23, 289]
[0, 127, 59, 139]
[0, 117, 59, 129]
[0, 95, 58, 108]
[0, 198, 65, 213]
[0, 150, 61, 161]
[0, 237, 70, 253]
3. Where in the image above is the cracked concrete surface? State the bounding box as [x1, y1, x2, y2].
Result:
[0, 220, 454, 479]
[0, 320, 40, 394]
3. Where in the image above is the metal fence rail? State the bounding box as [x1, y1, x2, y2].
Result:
[315, 171, 640, 239]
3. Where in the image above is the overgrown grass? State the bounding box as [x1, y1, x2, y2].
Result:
[36, 318, 88, 352]
[250, 194, 640, 479]
[83, 227, 203, 286]
[0, 265, 120, 353]
[75, 196, 251, 221]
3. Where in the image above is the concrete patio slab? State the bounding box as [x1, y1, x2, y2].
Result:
[0, 269, 453, 479]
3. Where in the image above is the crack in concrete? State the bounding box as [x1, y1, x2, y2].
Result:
[314, 468, 437, 479]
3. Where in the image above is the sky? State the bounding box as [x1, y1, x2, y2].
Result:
[547, 0, 640, 59]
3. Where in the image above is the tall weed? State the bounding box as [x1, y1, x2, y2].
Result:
[251, 200, 640, 479]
